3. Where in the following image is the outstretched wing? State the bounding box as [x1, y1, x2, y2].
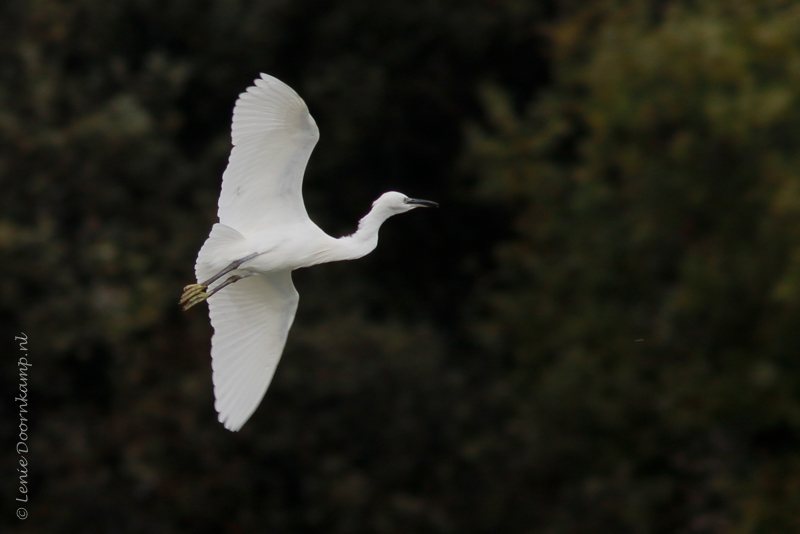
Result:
[218, 73, 319, 234]
[207, 271, 299, 431]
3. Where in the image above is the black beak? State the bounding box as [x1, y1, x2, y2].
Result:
[406, 198, 439, 208]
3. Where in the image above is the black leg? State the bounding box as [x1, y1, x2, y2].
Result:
[199, 252, 259, 287]
[205, 272, 257, 299]
[180, 252, 260, 310]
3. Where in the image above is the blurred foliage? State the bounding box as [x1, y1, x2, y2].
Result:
[469, 0, 800, 532]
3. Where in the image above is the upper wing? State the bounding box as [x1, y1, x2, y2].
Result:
[207, 270, 299, 431]
[218, 73, 319, 234]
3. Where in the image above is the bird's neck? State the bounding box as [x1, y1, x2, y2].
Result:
[332, 204, 393, 262]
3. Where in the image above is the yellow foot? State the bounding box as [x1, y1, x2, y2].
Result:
[180, 283, 209, 311]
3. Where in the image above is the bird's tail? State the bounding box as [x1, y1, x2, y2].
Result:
[195, 223, 249, 283]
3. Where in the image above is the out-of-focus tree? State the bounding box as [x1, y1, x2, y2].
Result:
[469, 1, 800, 532]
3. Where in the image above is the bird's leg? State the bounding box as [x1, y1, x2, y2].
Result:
[181, 271, 257, 310]
[205, 272, 257, 299]
[180, 252, 259, 310]
[181, 272, 257, 310]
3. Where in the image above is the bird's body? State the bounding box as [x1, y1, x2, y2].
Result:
[183, 73, 436, 431]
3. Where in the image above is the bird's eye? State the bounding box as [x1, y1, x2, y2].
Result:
[403, 197, 410, 203]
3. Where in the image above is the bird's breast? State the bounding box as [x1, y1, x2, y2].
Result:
[240, 227, 337, 273]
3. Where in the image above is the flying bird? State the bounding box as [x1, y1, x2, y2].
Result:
[180, 73, 437, 431]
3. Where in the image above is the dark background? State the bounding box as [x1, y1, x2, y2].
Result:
[3, 0, 800, 532]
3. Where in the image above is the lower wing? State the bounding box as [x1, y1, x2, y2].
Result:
[207, 270, 299, 431]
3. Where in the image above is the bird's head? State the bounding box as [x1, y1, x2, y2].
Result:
[373, 191, 439, 214]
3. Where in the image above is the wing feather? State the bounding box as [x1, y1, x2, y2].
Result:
[218, 73, 319, 234]
[207, 271, 299, 431]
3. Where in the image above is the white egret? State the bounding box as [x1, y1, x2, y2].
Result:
[181, 73, 437, 431]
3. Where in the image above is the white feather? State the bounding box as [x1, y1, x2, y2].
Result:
[208, 271, 298, 431]
[218, 73, 319, 233]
